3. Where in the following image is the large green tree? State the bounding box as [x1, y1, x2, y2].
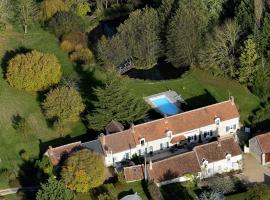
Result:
[202, 0, 226, 25]
[98, 7, 161, 69]
[251, 64, 270, 98]
[15, 0, 37, 33]
[235, 0, 254, 32]
[166, 0, 209, 67]
[42, 85, 85, 123]
[7, 50, 62, 92]
[61, 149, 105, 193]
[198, 20, 240, 77]
[40, 0, 68, 21]
[239, 38, 259, 85]
[87, 73, 148, 131]
[36, 177, 74, 200]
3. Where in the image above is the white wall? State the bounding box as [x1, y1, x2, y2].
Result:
[201, 155, 242, 178]
[218, 118, 239, 137]
[156, 175, 192, 187]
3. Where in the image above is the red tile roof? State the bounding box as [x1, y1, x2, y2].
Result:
[102, 100, 239, 154]
[256, 132, 270, 153]
[194, 137, 242, 164]
[101, 130, 136, 154]
[47, 141, 81, 166]
[124, 165, 145, 182]
[148, 151, 200, 183]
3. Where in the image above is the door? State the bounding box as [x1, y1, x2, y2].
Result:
[265, 153, 270, 163]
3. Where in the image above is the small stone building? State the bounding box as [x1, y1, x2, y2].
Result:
[249, 132, 270, 165]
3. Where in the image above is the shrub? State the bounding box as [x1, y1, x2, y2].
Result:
[60, 40, 74, 53]
[208, 176, 235, 194]
[7, 50, 61, 92]
[48, 11, 86, 38]
[42, 85, 85, 123]
[62, 32, 88, 49]
[61, 149, 105, 192]
[40, 0, 68, 21]
[70, 48, 94, 64]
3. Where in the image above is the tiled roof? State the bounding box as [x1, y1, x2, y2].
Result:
[255, 132, 270, 153]
[100, 130, 136, 154]
[102, 100, 239, 154]
[194, 137, 242, 164]
[47, 141, 81, 166]
[171, 135, 186, 144]
[124, 165, 145, 182]
[147, 151, 200, 183]
[105, 120, 124, 134]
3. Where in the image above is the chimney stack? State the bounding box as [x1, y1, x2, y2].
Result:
[149, 159, 153, 170]
[100, 133, 105, 145]
[230, 96, 235, 105]
[131, 123, 135, 133]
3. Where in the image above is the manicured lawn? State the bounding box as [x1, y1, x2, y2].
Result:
[160, 182, 198, 200]
[126, 69, 260, 124]
[0, 27, 86, 188]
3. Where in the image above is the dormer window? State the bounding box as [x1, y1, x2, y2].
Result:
[202, 158, 208, 167]
[215, 117, 220, 125]
[140, 138, 145, 146]
[166, 130, 172, 138]
[226, 153, 231, 160]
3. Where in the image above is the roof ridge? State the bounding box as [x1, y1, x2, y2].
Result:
[51, 141, 81, 150]
[152, 151, 195, 164]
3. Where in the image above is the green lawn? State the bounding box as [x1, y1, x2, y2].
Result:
[0, 26, 86, 188]
[126, 69, 260, 124]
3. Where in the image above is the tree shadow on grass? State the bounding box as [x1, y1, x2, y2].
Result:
[118, 189, 134, 199]
[1, 47, 31, 79]
[183, 89, 217, 111]
[161, 182, 193, 200]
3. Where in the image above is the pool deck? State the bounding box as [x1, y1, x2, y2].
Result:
[144, 90, 185, 115]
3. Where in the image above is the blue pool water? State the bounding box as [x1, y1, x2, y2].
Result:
[151, 97, 179, 116]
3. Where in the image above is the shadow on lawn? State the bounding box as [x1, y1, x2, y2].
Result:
[1, 47, 31, 79]
[183, 89, 217, 111]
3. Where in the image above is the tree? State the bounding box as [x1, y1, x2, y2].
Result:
[15, 0, 37, 33]
[7, 50, 61, 92]
[251, 64, 270, 98]
[198, 20, 240, 77]
[247, 184, 268, 200]
[208, 176, 235, 194]
[158, 0, 174, 27]
[235, 0, 254, 32]
[202, 0, 226, 25]
[0, 0, 13, 30]
[254, 0, 264, 30]
[166, 0, 209, 67]
[257, 14, 270, 55]
[75, 2, 91, 16]
[40, 0, 68, 21]
[61, 149, 105, 192]
[36, 177, 74, 200]
[48, 11, 86, 38]
[87, 73, 148, 131]
[199, 191, 222, 200]
[239, 38, 259, 85]
[98, 8, 161, 69]
[42, 85, 85, 123]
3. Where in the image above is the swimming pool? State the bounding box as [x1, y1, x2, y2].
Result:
[150, 96, 180, 116]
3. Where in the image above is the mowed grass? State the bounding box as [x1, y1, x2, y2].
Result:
[126, 69, 260, 124]
[0, 27, 86, 188]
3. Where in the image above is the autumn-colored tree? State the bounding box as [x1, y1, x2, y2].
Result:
[40, 0, 68, 21]
[7, 50, 61, 92]
[42, 85, 85, 123]
[61, 149, 105, 192]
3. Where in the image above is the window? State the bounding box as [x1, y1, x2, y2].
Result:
[233, 124, 237, 129]
[204, 131, 213, 138]
[140, 138, 145, 146]
[138, 149, 141, 156]
[149, 146, 153, 153]
[210, 130, 213, 136]
[160, 143, 163, 150]
[194, 135, 197, 141]
[166, 142, 169, 148]
[215, 118, 220, 125]
[226, 124, 237, 132]
[125, 153, 129, 159]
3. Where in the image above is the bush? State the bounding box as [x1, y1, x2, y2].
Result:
[61, 149, 105, 192]
[207, 176, 235, 194]
[42, 85, 85, 123]
[70, 48, 94, 64]
[246, 184, 269, 200]
[48, 11, 86, 38]
[148, 181, 164, 200]
[60, 32, 88, 53]
[7, 50, 61, 92]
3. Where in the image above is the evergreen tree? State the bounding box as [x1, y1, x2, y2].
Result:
[36, 177, 74, 200]
[166, 0, 209, 67]
[252, 64, 270, 98]
[202, 0, 226, 25]
[87, 73, 148, 131]
[257, 14, 270, 56]
[239, 38, 259, 85]
[235, 0, 254, 33]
